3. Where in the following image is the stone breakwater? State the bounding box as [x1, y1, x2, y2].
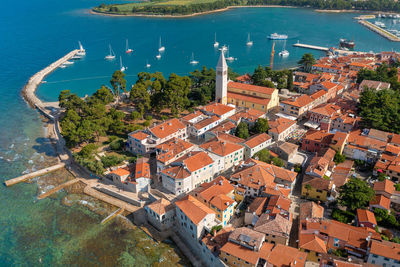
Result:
[22, 50, 79, 112]
[358, 20, 400, 42]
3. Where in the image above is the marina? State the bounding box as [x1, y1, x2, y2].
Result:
[358, 19, 400, 41]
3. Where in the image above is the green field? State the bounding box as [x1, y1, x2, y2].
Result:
[93, 0, 226, 15]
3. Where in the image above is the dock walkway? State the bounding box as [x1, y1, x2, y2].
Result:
[37, 178, 79, 199]
[293, 43, 329, 51]
[359, 20, 400, 41]
[101, 207, 125, 224]
[5, 163, 66, 186]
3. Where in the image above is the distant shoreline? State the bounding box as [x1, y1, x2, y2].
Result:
[90, 5, 297, 18]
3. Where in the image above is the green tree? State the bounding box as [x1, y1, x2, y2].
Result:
[252, 118, 269, 134]
[338, 178, 375, 211]
[334, 152, 346, 164]
[92, 86, 114, 105]
[298, 53, 316, 72]
[235, 122, 249, 139]
[130, 82, 151, 118]
[80, 143, 97, 158]
[189, 66, 216, 106]
[110, 70, 126, 105]
[254, 149, 271, 163]
[271, 157, 284, 167]
[164, 73, 191, 115]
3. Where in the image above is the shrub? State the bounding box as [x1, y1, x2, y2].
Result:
[332, 209, 355, 224]
[271, 157, 284, 167]
[143, 120, 151, 127]
[79, 143, 97, 158]
[110, 139, 124, 151]
[145, 115, 153, 121]
[294, 164, 302, 173]
[101, 155, 124, 168]
[130, 111, 141, 120]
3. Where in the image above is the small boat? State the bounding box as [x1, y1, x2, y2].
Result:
[146, 60, 151, 68]
[213, 33, 219, 48]
[190, 53, 199, 65]
[64, 61, 74, 65]
[378, 14, 382, 18]
[77, 41, 86, 56]
[126, 39, 133, 54]
[156, 53, 161, 59]
[279, 40, 289, 57]
[105, 44, 116, 60]
[158, 37, 165, 52]
[41, 81, 47, 84]
[246, 33, 253, 46]
[382, 14, 386, 18]
[268, 33, 288, 40]
[226, 46, 235, 62]
[120, 56, 126, 72]
[59, 64, 67, 69]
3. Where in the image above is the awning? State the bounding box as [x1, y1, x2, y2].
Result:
[304, 120, 320, 129]
[275, 113, 297, 121]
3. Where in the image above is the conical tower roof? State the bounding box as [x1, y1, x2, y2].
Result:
[217, 50, 227, 69]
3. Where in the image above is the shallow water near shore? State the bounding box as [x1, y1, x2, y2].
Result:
[1, 0, 400, 265]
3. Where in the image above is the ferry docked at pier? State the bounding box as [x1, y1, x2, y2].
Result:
[268, 33, 288, 40]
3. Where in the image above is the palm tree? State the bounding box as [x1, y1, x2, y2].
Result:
[298, 53, 316, 73]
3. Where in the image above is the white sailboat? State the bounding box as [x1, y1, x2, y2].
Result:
[221, 45, 228, 53]
[213, 33, 219, 48]
[120, 56, 126, 72]
[146, 60, 151, 68]
[158, 37, 165, 52]
[126, 39, 133, 54]
[279, 40, 289, 57]
[246, 33, 253, 46]
[64, 61, 74, 65]
[156, 53, 161, 59]
[105, 44, 116, 60]
[190, 53, 199, 65]
[76, 41, 86, 56]
[226, 46, 235, 62]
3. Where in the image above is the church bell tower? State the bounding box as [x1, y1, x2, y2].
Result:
[215, 50, 228, 105]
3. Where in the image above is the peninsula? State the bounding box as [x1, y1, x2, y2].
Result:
[93, 0, 400, 17]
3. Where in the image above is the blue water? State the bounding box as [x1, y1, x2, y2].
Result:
[1, 0, 400, 265]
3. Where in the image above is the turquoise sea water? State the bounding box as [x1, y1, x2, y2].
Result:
[1, 0, 400, 265]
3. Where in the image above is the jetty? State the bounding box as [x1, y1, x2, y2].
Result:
[358, 20, 400, 42]
[37, 178, 79, 199]
[4, 163, 66, 186]
[293, 43, 329, 51]
[22, 49, 80, 119]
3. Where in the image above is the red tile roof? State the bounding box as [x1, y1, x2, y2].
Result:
[281, 94, 313, 108]
[150, 118, 186, 139]
[370, 194, 391, 210]
[369, 240, 400, 261]
[175, 195, 215, 224]
[227, 92, 271, 106]
[268, 118, 296, 135]
[244, 133, 271, 148]
[228, 81, 276, 95]
[129, 131, 149, 140]
[356, 209, 377, 225]
[200, 138, 243, 156]
[202, 103, 235, 117]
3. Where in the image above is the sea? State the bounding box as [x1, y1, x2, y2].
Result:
[1, 0, 400, 265]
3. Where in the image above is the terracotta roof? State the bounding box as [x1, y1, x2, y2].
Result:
[134, 157, 150, 178]
[278, 142, 298, 156]
[235, 74, 252, 82]
[210, 194, 235, 211]
[209, 121, 236, 134]
[181, 111, 204, 122]
[193, 115, 220, 130]
[200, 138, 243, 157]
[303, 175, 331, 190]
[268, 118, 296, 135]
[175, 195, 215, 224]
[310, 103, 341, 117]
[356, 209, 377, 225]
[228, 81, 276, 95]
[162, 151, 214, 179]
[229, 109, 265, 123]
[373, 179, 395, 195]
[129, 131, 149, 140]
[244, 133, 271, 148]
[310, 89, 327, 100]
[266, 244, 307, 267]
[227, 91, 271, 106]
[202, 102, 235, 117]
[110, 168, 130, 176]
[299, 233, 327, 254]
[391, 133, 400, 145]
[265, 195, 291, 215]
[299, 201, 324, 221]
[149, 118, 186, 139]
[370, 194, 391, 210]
[247, 197, 267, 216]
[281, 94, 313, 108]
[215, 132, 245, 144]
[201, 226, 233, 252]
[254, 213, 291, 238]
[229, 227, 265, 250]
[194, 176, 234, 203]
[220, 241, 261, 265]
[303, 130, 333, 144]
[369, 240, 400, 261]
[147, 198, 174, 215]
[156, 138, 194, 164]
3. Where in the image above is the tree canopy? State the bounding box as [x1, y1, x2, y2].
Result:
[337, 178, 374, 211]
[235, 122, 249, 139]
[298, 53, 316, 73]
[252, 118, 269, 134]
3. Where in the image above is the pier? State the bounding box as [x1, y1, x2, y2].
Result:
[4, 163, 66, 186]
[293, 43, 329, 51]
[37, 178, 79, 199]
[358, 20, 400, 42]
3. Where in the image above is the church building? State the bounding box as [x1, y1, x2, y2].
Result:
[215, 51, 279, 112]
